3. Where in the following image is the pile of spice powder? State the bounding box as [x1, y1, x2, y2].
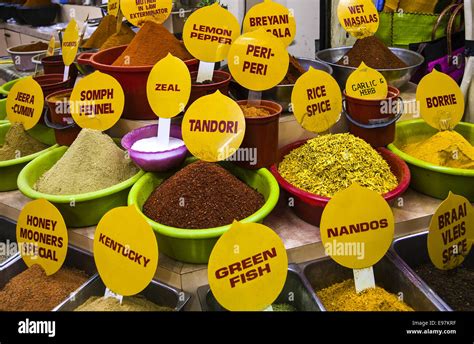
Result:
[280, 55, 307, 84]
[35, 129, 139, 195]
[81, 15, 116, 49]
[403, 130, 474, 169]
[99, 24, 136, 51]
[272, 303, 297, 311]
[317, 279, 414, 311]
[75, 296, 174, 311]
[9, 41, 48, 52]
[240, 105, 271, 118]
[0, 123, 48, 161]
[278, 133, 398, 197]
[143, 161, 265, 229]
[337, 36, 407, 69]
[112, 20, 193, 66]
[0, 264, 88, 311]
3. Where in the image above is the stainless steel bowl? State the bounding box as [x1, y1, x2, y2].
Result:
[221, 57, 333, 112]
[315, 46, 424, 90]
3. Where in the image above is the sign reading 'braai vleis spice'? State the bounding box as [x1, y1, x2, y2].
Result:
[228, 29, 289, 91]
[70, 71, 124, 131]
[428, 192, 473, 270]
[62, 19, 79, 66]
[120, 0, 171, 27]
[345, 62, 388, 100]
[320, 183, 394, 269]
[208, 222, 288, 311]
[182, 91, 245, 162]
[16, 199, 68, 276]
[243, 0, 296, 47]
[337, 0, 379, 39]
[94, 206, 158, 296]
[416, 69, 465, 130]
[291, 68, 342, 133]
[6, 77, 44, 130]
[182, 3, 240, 63]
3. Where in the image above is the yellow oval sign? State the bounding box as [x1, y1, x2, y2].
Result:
[146, 53, 191, 118]
[243, 0, 296, 47]
[182, 90, 245, 162]
[94, 206, 159, 296]
[6, 77, 44, 130]
[16, 199, 68, 276]
[227, 29, 289, 91]
[183, 3, 240, 63]
[208, 221, 288, 311]
[291, 67, 342, 133]
[62, 19, 79, 66]
[120, 0, 172, 27]
[337, 0, 379, 39]
[70, 71, 124, 131]
[47, 35, 55, 57]
[345, 62, 388, 100]
[108, 0, 119, 16]
[320, 183, 394, 269]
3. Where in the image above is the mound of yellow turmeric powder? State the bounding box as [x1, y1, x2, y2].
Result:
[403, 130, 474, 169]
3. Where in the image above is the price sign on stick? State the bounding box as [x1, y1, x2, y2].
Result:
[320, 183, 395, 293]
[208, 222, 288, 311]
[345, 62, 388, 100]
[428, 192, 473, 270]
[6, 77, 44, 130]
[16, 199, 68, 276]
[94, 206, 158, 296]
[121, 0, 172, 27]
[337, 0, 379, 39]
[243, 0, 296, 47]
[62, 19, 79, 82]
[47, 36, 55, 57]
[108, 0, 119, 16]
[416, 69, 464, 130]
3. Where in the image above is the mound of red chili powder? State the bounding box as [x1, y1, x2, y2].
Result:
[142, 161, 265, 229]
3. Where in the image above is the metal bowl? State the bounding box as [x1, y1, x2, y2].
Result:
[316, 46, 424, 90]
[221, 58, 333, 112]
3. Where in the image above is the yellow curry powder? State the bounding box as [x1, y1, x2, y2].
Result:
[317, 279, 414, 312]
[403, 130, 474, 169]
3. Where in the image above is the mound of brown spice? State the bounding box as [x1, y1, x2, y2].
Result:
[143, 161, 265, 229]
[9, 41, 48, 52]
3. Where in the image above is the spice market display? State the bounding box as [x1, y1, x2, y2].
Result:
[0, 0, 473, 330]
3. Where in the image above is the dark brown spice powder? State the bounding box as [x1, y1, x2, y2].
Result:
[143, 161, 265, 229]
[280, 55, 306, 84]
[0, 264, 89, 311]
[337, 36, 407, 69]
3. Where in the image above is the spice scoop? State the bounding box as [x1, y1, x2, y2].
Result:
[121, 124, 188, 172]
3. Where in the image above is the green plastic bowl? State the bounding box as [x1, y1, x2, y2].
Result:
[0, 121, 57, 191]
[128, 158, 280, 264]
[388, 120, 474, 201]
[0, 78, 21, 97]
[17, 146, 144, 227]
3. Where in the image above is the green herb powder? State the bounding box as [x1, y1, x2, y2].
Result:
[75, 296, 174, 312]
[0, 123, 48, 161]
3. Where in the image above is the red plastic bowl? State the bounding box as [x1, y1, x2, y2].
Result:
[77, 45, 199, 120]
[269, 139, 411, 227]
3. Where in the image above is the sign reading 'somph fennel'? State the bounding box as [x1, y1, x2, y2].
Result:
[208, 222, 288, 311]
[70, 71, 124, 131]
[120, 0, 172, 26]
[16, 199, 68, 275]
[227, 29, 289, 91]
[345, 62, 388, 100]
[94, 206, 158, 296]
[428, 192, 473, 270]
[337, 0, 379, 39]
[6, 77, 44, 130]
[416, 69, 464, 130]
[62, 19, 79, 67]
[182, 91, 245, 162]
[243, 0, 296, 47]
[183, 3, 240, 63]
[291, 68, 342, 133]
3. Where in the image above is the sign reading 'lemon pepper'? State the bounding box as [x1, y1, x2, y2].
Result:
[291, 68, 342, 133]
[428, 192, 473, 270]
[70, 71, 124, 131]
[208, 222, 288, 311]
[337, 0, 379, 39]
[6, 77, 44, 130]
[16, 199, 68, 276]
[121, 0, 172, 27]
[243, 0, 296, 47]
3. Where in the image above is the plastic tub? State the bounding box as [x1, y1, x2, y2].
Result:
[236, 100, 282, 169]
[388, 120, 474, 201]
[7, 43, 47, 72]
[18, 4, 59, 27]
[0, 121, 57, 192]
[121, 124, 187, 172]
[0, 78, 21, 97]
[128, 157, 280, 263]
[77, 45, 199, 120]
[33, 74, 72, 98]
[270, 140, 411, 227]
[41, 55, 78, 84]
[17, 146, 144, 227]
[188, 70, 231, 108]
[45, 89, 81, 146]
